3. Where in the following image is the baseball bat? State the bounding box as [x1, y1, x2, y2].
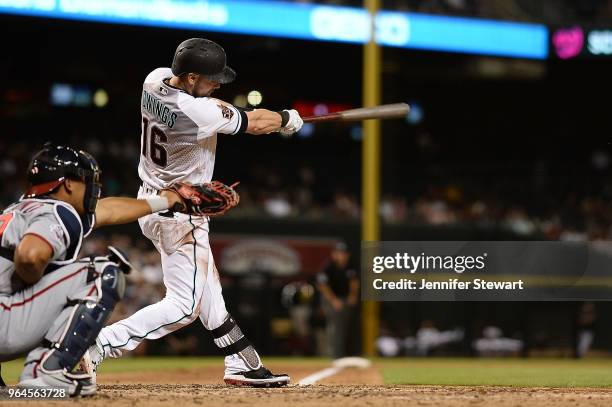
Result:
[302, 103, 410, 123]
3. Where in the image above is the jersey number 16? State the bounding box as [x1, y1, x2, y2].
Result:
[141, 117, 168, 167]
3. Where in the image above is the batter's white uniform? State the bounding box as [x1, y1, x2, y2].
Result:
[97, 68, 256, 374]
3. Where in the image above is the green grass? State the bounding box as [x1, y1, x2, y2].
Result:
[0, 356, 329, 385]
[379, 358, 612, 388]
[3, 356, 612, 388]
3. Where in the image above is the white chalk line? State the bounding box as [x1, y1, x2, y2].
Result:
[297, 366, 344, 386]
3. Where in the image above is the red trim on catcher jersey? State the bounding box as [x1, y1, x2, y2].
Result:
[0, 212, 14, 237]
[0, 267, 88, 311]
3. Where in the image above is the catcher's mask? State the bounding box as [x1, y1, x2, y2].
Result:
[25, 143, 102, 217]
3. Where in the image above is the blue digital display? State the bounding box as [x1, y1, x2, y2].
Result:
[379, 11, 548, 59]
[0, 0, 548, 59]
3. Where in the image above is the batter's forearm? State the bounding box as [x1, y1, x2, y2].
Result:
[245, 109, 282, 134]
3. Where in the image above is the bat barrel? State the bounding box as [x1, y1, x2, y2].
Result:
[340, 103, 410, 121]
[302, 103, 410, 123]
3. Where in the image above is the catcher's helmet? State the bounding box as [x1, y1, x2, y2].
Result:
[25, 143, 102, 216]
[171, 38, 236, 84]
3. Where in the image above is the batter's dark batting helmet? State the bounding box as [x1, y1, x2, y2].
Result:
[25, 143, 102, 217]
[171, 38, 236, 84]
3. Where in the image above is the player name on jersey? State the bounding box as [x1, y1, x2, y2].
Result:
[141, 89, 177, 128]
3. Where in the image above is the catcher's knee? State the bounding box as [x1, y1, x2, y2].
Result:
[100, 263, 126, 304]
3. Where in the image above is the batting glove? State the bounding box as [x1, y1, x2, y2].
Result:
[279, 109, 303, 137]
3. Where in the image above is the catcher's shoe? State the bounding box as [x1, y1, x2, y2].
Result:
[224, 367, 290, 387]
[19, 369, 96, 397]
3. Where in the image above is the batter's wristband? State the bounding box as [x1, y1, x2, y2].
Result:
[277, 110, 290, 127]
[235, 110, 248, 135]
[145, 197, 170, 213]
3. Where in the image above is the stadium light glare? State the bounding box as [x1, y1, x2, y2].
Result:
[93, 89, 109, 108]
[247, 90, 262, 107]
[233, 94, 247, 108]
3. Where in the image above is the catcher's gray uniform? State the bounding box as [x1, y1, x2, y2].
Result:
[0, 198, 88, 292]
[0, 198, 93, 357]
[0, 198, 120, 386]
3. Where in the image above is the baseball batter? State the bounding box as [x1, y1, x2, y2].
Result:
[87, 38, 303, 387]
[0, 144, 186, 395]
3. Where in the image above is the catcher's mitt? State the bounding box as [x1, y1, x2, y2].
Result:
[166, 181, 239, 216]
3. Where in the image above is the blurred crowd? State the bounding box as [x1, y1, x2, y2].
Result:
[376, 301, 599, 358]
[78, 233, 602, 358]
[3, 137, 607, 357]
[2, 138, 612, 242]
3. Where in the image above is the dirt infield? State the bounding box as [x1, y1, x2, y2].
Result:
[94, 385, 612, 407]
[7, 363, 612, 406]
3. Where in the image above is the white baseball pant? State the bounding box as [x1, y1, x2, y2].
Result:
[97, 186, 251, 373]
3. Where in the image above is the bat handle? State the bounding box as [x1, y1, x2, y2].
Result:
[302, 114, 341, 123]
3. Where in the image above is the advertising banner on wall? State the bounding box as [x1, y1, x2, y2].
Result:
[210, 235, 339, 277]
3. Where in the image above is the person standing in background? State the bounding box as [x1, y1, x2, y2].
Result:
[574, 302, 597, 358]
[316, 241, 359, 359]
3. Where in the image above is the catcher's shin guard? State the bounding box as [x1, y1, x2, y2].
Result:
[40, 263, 125, 373]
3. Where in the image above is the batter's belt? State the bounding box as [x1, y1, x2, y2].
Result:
[140, 183, 161, 196]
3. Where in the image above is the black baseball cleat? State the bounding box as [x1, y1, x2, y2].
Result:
[224, 367, 290, 387]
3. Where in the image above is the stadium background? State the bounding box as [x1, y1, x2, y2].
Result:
[3, 0, 612, 368]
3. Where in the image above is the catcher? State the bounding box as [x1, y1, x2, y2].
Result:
[83, 37, 302, 387]
[0, 143, 193, 395]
